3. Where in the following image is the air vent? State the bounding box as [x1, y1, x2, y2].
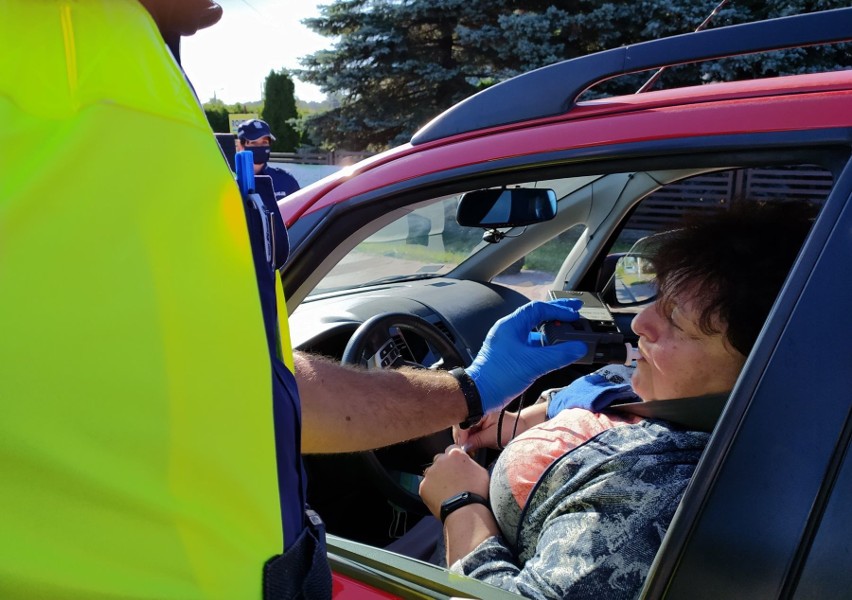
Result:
[434, 321, 455, 344]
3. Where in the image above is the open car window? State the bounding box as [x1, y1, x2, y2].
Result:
[597, 164, 833, 310]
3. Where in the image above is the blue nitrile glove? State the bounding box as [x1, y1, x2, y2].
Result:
[546, 364, 640, 418]
[466, 299, 588, 414]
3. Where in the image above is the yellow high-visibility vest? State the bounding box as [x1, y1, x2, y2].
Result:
[0, 1, 294, 596]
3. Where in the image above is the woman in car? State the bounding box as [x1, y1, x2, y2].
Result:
[419, 201, 815, 600]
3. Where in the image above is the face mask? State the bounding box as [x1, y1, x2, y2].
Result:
[246, 145, 271, 165]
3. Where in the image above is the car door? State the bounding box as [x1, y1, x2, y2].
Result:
[645, 154, 852, 598]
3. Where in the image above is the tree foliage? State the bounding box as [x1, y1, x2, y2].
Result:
[202, 98, 230, 133]
[261, 69, 300, 152]
[201, 98, 258, 133]
[297, 0, 850, 151]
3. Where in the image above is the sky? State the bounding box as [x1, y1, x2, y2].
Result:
[181, 0, 330, 105]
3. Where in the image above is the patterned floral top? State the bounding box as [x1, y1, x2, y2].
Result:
[451, 409, 709, 600]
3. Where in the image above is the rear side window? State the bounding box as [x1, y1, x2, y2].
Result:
[611, 164, 832, 254]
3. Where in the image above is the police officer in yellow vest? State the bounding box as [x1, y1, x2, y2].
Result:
[1, 1, 311, 596]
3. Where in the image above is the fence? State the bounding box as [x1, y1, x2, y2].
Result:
[628, 165, 834, 231]
[270, 150, 374, 166]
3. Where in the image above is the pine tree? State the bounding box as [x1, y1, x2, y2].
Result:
[261, 69, 300, 152]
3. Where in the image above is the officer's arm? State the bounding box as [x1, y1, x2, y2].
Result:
[295, 351, 467, 453]
[295, 300, 588, 453]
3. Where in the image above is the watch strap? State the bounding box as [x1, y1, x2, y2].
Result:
[449, 367, 483, 429]
[439, 491, 489, 524]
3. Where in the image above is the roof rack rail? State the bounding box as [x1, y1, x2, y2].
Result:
[411, 7, 852, 146]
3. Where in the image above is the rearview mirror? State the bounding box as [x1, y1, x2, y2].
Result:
[456, 188, 557, 228]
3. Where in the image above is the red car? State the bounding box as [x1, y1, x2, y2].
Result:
[279, 8, 852, 599]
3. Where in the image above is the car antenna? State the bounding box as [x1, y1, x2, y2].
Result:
[635, 0, 730, 94]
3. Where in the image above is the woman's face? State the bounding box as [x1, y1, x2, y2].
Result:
[630, 291, 746, 401]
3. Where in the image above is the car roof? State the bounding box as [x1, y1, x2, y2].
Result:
[279, 69, 852, 225]
[278, 7, 852, 225]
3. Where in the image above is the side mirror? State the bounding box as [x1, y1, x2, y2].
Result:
[610, 230, 673, 306]
[613, 254, 658, 305]
[456, 188, 557, 228]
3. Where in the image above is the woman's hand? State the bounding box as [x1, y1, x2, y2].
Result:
[454, 412, 513, 452]
[419, 445, 490, 519]
[420, 444, 503, 564]
[455, 402, 550, 452]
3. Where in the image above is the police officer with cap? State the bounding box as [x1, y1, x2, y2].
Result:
[236, 118, 301, 199]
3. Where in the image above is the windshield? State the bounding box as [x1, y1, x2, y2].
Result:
[310, 195, 487, 295]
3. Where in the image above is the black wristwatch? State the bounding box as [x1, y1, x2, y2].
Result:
[439, 491, 489, 524]
[449, 367, 483, 429]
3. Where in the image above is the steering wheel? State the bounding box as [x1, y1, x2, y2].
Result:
[341, 312, 468, 515]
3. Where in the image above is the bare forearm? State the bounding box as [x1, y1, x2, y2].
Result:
[443, 505, 502, 565]
[520, 401, 549, 430]
[295, 351, 468, 453]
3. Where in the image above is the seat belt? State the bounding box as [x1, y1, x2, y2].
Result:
[235, 151, 332, 599]
[608, 393, 727, 433]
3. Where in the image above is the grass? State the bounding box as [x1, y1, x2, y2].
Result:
[358, 239, 470, 265]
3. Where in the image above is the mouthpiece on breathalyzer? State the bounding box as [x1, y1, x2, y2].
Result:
[589, 341, 640, 366]
[626, 344, 641, 363]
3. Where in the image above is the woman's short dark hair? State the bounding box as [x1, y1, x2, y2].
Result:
[652, 201, 817, 356]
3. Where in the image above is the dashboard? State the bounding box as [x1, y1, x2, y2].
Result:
[290, 278, 532, 362]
